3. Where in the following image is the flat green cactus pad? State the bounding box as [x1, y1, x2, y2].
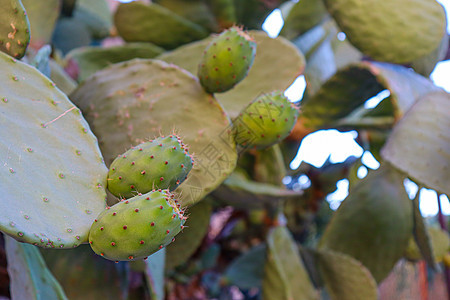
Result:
[316, 249, 377, 300]
[114, 1, 208, 49]
[0, 51, 108, 248]
[319, 165, 413, 283]
[280, 0, 328, 39]
[324, 0, 447, 64]
[158, 31, 305, 118]
[70, 59, 237, 206]
[0, 0, 30, 58]
[301, 62, 441, 129]
[262, 226, 318, 300]
[21, 0, 60, 50]
[381, 91, 450, 195]
[66, 43, 164, 82]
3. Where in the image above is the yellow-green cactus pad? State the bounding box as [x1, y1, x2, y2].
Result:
[319, 164, 413, 282]
[381, 91, 450, 195]
[324, 0, 447, 64]
[114, 1, 208, 49]
[0, 0, 30, 58]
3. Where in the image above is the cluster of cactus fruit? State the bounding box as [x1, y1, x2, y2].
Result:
[1, 0, 449, 299]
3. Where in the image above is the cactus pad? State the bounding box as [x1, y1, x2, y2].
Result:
[66, 43, 164, 82]
[89, 190, 185, 261]
[198, 27, 256, 93]
[0, 0, 30, 58]
[233, 91, 299, 149]
[114, 1, 208, 49]
[319, 165, 413, 282]
[324, 0, 446, 64]
[0, 51, 108, 248]
[107, 135, 194, 199]
[70, 59, 237, 206]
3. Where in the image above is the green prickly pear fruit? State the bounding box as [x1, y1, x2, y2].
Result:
[89, 190, 186, 261]
[198, 26, 256, 93]
[233, 91, 299, 149]
[107, 135, 194, 199]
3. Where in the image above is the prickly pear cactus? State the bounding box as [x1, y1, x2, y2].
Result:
[89, 190, 185, 261]
[198, 26, 256, 93]
[0, 50, 108, 248]
[319, 164, 413, 282]
[107, 135, 194, 199]
[233, 91, 299, 149]
[70, 59, 237, 206]
[0, 0, 30, 58]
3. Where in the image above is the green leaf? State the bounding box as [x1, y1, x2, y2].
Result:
[158, 31, 305, 118]
[262, 226, 319, 300]
[114, 2, 208, 49]
[316, 249, 378, 300]
[165, 200, 212, 270]
[324, 0, 447, 64]
[0, 51, 108, 248]
[301, 62, 440, 129]
[381, 90, 450, 195]
[41, 245, 127, 300]
[5, 236, 68, 300]
[145, 249, 166, 300]
[66, 43, 164, 82]
[280, 0, 328, 39]
[0, 0, 30, 58]
[70, 59, 237, 206]
[224, 244, 266, 289]
[319, 164, 413, 282]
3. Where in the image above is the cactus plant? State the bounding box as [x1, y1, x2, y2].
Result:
[89, 190, 185, 261]
[0, 1, 449, 298]
[70, 58, 237, 206]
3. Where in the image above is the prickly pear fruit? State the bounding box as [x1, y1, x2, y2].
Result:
[89, 190, 185, 261]
[107, 135, 194, 199]
[198, 26, 256, 93]
[233, 91, 299, 149]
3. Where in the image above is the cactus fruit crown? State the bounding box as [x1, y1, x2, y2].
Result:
[233, 91, 299, 150]
[107, 134, 194, 199]
[198, 26, 256, 94]
[89, 189, 186, 261]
